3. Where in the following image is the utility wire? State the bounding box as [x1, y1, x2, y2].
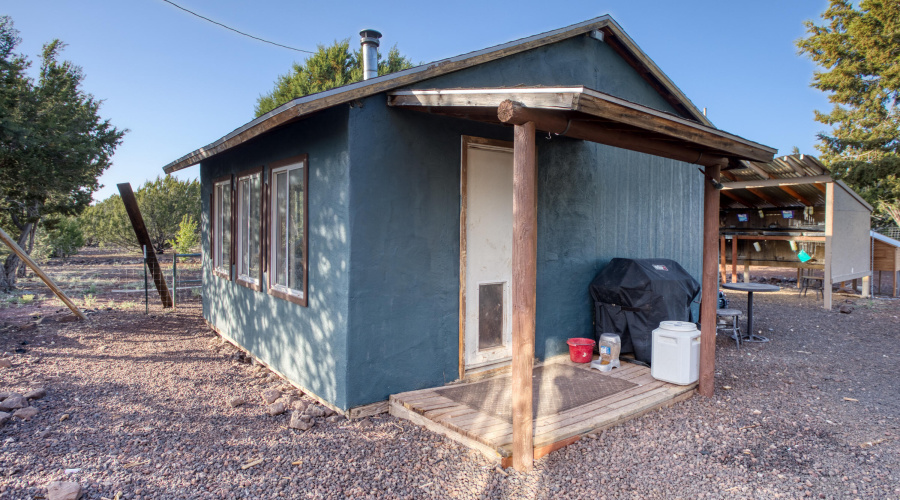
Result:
[160, 0, 314, 54]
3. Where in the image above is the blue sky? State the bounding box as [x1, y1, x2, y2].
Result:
[5, 0, 832, 201]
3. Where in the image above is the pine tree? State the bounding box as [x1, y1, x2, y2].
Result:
[797, 0, 900, 227]
[254, 39, 414, 117]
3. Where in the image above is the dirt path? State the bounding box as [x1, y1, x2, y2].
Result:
[0, 292, 898, 499]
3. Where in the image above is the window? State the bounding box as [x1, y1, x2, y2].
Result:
[268, 154, 308, 306]
[236, 168, 263, 290]
[212, 176, 232, 279]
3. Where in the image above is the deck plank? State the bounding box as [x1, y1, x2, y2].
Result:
[391, 362, 696, 464]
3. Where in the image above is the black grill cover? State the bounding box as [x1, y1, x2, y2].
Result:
[590, 258, 700, 365]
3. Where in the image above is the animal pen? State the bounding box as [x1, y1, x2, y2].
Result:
[718, 154, 872, 309]
[871, 231, 900, 297]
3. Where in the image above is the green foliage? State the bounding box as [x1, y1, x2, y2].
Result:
[81, 176, 200, 254]
[255, 39, 414, 117]
[797, 1, 900, 227]
[0, 16, 125, 290]
[167, 214, 200, 254]
[34, 217, 84, 259]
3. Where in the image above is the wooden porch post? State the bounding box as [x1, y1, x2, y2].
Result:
[699, 164, 722, 398]
[511, 121, 537, 471]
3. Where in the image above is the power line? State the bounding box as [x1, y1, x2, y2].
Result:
[160, 0, 314, 54]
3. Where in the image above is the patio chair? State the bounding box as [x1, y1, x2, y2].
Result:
[799, 268, 824, 300]
[716, 308, 742, 349]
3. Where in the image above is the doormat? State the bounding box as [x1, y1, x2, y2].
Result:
[435, 364, 638, 422]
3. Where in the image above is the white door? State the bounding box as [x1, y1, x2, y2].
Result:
[464, 141, 514, 370]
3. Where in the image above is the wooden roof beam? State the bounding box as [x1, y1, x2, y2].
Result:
[733, 161, 815, 206]
[747, 188, 783, 207]
[721, 190, 757, 208]
[720, 174, 834, 189]
[497, 100, 730, 167]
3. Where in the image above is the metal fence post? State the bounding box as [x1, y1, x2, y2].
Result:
[172, 252, 178, 310]
[143, 245, 149, 315]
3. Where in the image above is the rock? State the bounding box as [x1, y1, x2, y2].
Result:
[261, 389, 281, 404]
[0, 358, 12, 368]
[322, 407, 336, 417]
[25, 388, 47, 400]
[60, 413, 70, 422]
[292, 400, 308, 412]
[46, 480, 82, 500]
[267, 401, 286, 416]
[227, 397, 245, 408]
[289, 411, 313, 431]
[839, 304, 853, 314]
[0, 394, 26, 411]
[0, 411, 10, 426]
[326, 415, 345, 424]
[13, 407, 38, 420]
[304, 405, 325, 418]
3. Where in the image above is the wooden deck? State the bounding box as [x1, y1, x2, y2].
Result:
[390, 358, 696, 467]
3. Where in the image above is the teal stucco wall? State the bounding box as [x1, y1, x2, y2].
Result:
[201, 106, 352, 409]
[343, 38, 704, 408]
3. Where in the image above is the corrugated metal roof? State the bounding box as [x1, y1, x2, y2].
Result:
[719, 154, 831, 209]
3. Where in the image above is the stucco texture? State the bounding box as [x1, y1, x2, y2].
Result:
[201, 106, 352, 409]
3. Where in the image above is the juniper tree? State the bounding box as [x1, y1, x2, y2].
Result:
[255, 39, 413, 117]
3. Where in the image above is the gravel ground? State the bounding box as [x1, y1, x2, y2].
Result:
[0, 288, 898, 499]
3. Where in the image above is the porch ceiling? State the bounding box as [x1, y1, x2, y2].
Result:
[387, 87, 777, 166]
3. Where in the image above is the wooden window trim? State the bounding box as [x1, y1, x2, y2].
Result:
[212, 174, 233, 281]
[235, 166, 265, 292]
[267, 154, 309, 307]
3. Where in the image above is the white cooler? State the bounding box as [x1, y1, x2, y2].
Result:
[650, 321, 700, 385]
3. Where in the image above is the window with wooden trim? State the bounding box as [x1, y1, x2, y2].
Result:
[268, 155, 308, 306]
[236, 168, 263, 290]
[212, 176, 232, 279]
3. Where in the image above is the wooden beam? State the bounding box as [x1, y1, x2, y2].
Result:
[779, 185, 815, 207]
[117, 183, 174, 308]
[731, 236, 738, 283]
[813, 183, 827, 194]
[497, 100, 729, 168]
[0, 226, 86, 320]
[720, 174, 833, 190]
[699, 164, 721, 398]
[574, 93, 774, 162]
[721, 190, 757, 208]
[511, 121, 537, 472]
[747, 188, 783, 207]
[720, 237, 727, 284]
[742, 161, 770, 180]
[733, 162, 815, 206]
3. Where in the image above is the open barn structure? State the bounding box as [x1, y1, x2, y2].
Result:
[718, 155, 872, 309]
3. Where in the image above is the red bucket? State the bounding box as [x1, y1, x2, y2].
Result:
[566, 338, 596, 363]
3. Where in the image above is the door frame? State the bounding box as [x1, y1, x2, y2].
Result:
[459, 135, 515, 379]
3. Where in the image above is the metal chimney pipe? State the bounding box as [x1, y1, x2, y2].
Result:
[359, 29, 382, 80]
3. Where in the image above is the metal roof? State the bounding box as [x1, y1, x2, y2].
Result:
[163, 15, 715, 173]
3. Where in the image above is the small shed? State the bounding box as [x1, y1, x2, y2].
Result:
[162, 16, 775, 469]
[871, 231, 900, 297]
[718, 155, 873, 309]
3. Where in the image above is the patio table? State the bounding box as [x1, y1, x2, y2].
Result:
[720, 282, 779, 342]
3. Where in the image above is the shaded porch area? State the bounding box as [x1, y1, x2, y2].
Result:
[390, 358, 696, 468]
